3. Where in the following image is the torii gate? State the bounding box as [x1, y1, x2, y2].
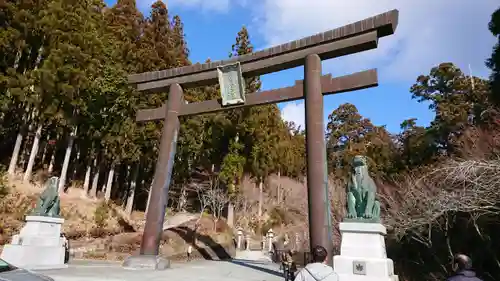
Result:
[123, 10, 398, 269]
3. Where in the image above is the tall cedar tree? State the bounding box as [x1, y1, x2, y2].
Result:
[410, 63, 491, 157]
[326, 103, 394, 178]
[487, 7, 500, 105]
[104, 0, 145, 73]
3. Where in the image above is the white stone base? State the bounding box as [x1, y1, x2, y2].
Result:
[0, 216, 67, 270]
[333, 222, 398, 281]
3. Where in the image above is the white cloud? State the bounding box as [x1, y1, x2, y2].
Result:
[252, 0, 498, 82]
[281, 101, 306, 129]
[165, 0, 242, 13]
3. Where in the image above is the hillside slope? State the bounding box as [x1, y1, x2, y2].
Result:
[0, 176, 235, 262]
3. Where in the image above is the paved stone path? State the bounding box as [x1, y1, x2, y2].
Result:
[235, 250, 272, 262]
[35, 258, 283, 281]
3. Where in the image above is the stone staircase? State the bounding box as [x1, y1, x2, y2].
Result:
[235, 249, 271, 262]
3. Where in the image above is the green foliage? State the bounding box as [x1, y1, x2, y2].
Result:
[164, 207, 173, 219]
[326, 62, 494, 180]
[93, 201, 110, 229]
[0, 166, 9, 199]
[326, 103, 395, 178]
[0, 2, 306, 212]
[487, 7, 500, 105]
[219, 136, 245, 187]
[257, 207, 294, 235]
[268, 206, 291, 225]
[324, 60, 498, 280]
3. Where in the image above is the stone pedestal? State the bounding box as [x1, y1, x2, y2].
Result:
[122, 255, 171, 270]
[1, 216, 67, 270]
[333, 222, 398, 281]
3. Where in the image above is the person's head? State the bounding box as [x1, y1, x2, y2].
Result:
[311, 245, 328, 263]
[452, 254, 472, 272]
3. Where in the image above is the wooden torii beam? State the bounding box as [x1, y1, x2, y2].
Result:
[128, 10, 398, 91]
[135, 69, 378, 121]
[122, 9, 398, 270]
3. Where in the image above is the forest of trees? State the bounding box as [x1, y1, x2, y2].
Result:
[0, 0, 307, 214]
[1, 1, 500, 280]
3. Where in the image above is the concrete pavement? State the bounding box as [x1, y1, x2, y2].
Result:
[35, 257, 283, 281]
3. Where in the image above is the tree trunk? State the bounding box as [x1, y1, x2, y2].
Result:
[277, 170, 281, 204]
[177, 186, 187, 212]
[48, 153, 55, 173]
[90, 158, 100, 198]
[258, 180, 263, 218]
[23, 123, 42, 182]
[126, 163, 139, 216]
[6, 53, 24, 177]
[19, 138, 28, 168]
[19, 124, 34, 169]
[21, 47, 44, 181]
[83, 162, 91, 196]
[40, 135, 49, 165]
[145, 179, 154, 217]
[120, 165, 130, 207]
[227, 202, 234, 227]
[72, 149, 80, 181]
[8, 132, 24, 176]
[59, 127, 77, 192]
[104, 164, 115, 202]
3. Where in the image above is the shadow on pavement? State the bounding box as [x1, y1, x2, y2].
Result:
[228, 258, 283, 278]
[168, 226, 232, 260]
[231, 258, 272, 265]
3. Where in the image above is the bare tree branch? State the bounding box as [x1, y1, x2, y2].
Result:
[384, 159, 500, 240]
[203, 178, 229, 231]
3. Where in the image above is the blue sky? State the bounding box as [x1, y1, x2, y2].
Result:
[105, 0, 498, 133]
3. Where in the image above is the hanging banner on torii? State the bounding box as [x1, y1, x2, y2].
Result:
[217, 61, 246, 106]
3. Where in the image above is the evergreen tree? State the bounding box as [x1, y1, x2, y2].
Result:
[487, 7, 500, 105]
[410, 63, 491, 156]
[326, 103, 394, 178]
[104, 0, 145, 73]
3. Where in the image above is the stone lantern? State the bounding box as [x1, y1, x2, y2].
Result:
[236, 228, 243, 250]
[245, 233, 250, 251]
[266, 229, 274, 252]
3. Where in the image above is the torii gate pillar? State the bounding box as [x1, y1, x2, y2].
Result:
[304, 54, 334, 263]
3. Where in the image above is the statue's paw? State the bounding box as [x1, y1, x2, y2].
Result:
[363, 213, 373, 219]
[346, 213, 356, 219]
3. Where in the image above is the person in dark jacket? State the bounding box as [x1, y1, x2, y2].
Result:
[447, 254, 482, 281]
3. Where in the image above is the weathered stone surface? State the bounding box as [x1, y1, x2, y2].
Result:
[333, 222, 398, 281]
[122, 254, 170, 270]
[1, 216, 67, 270]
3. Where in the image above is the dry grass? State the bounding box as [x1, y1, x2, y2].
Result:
[70, 215, 235, 261]
[1, 173, 235, 262]
[233, 174, 346, 250]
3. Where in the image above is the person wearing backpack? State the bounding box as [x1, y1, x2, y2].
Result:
[294, 246, 338, 281]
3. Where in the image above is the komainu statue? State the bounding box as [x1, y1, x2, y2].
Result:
[345, 155, 381, 222]
[31, 176, 61, 217]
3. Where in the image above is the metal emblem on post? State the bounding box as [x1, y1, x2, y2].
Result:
[353, 260, 367, 275]
[217, 61, 246, 106]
